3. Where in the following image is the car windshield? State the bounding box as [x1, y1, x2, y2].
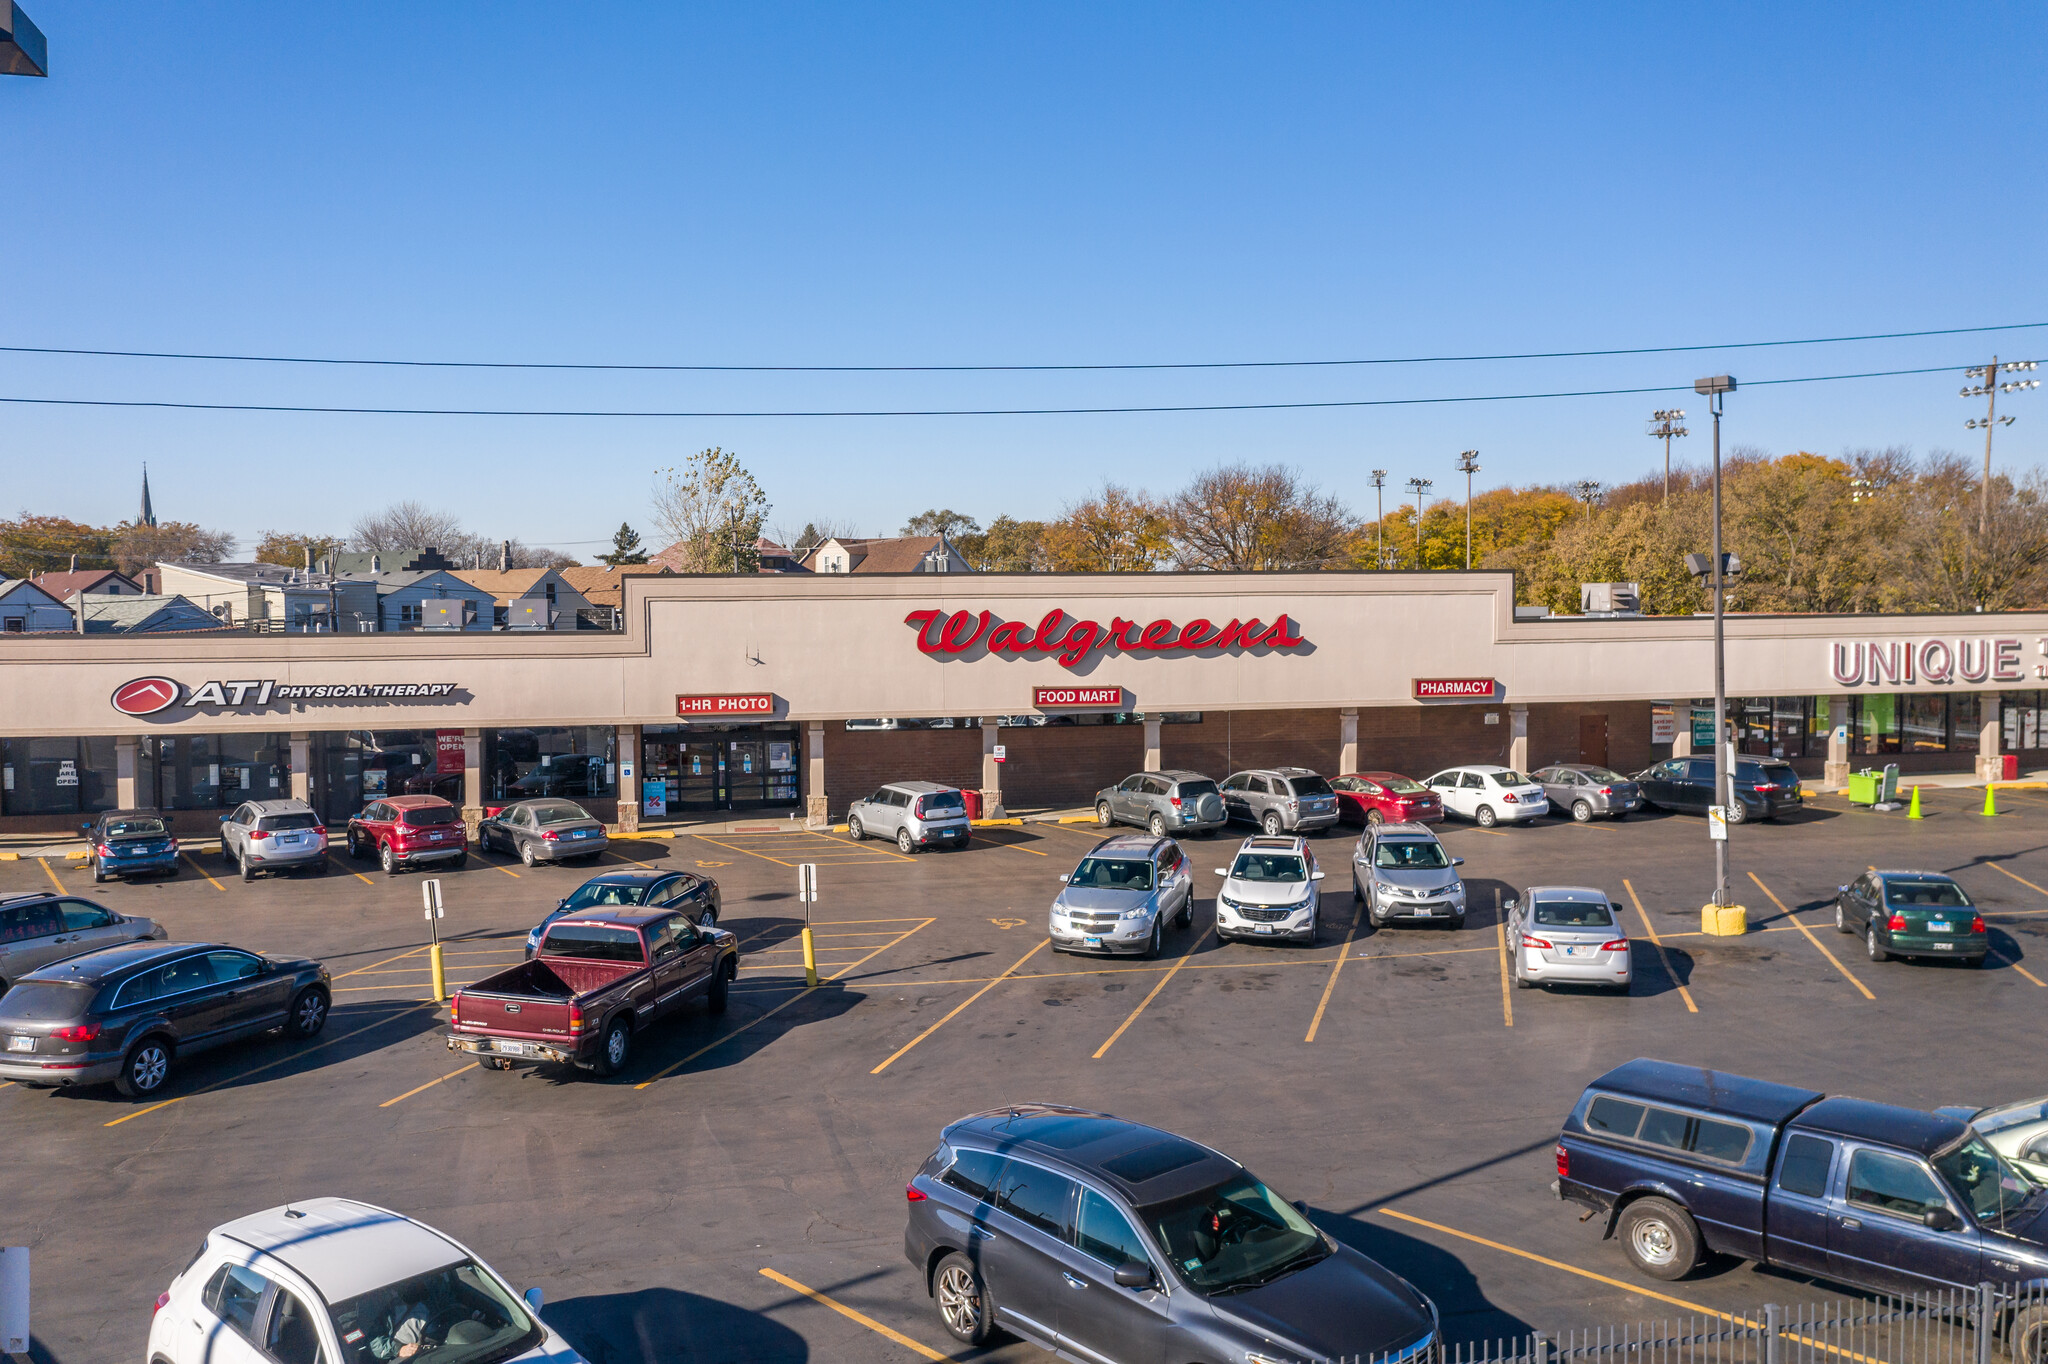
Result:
[1934, 1136, 2038, 1226]
[1145, 1172, 1329, 1294]
[530, 802, 589, 825]
[328, 1259, 542, 1364]
[1575, 768, 1626, 784]
[1494, 770, 1532, 786]
[1230, 853, 1307, 883]
[401, 806, 459, 827]
[1287, 775, 1334, 797]
[1375, 841, 1449, 870]
[104, 817, 168, 837]
[1068, 857, 1153, 891]
[1377, 777, 1428, 794]
[1972, 1099, 2048, 1135]
[1532, 900, 1615, 928]
[561, 881, 655, 909]
[1884, 877, 1971, 908]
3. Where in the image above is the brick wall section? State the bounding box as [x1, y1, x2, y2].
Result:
[818, 724, 982, 818]
[1524, 702, 1657, 775]
[1163, 710, 1341, 779]
[997, 723, 1144, 810]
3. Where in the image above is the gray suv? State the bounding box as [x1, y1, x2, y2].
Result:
[219, 799, 329, 881]
[905, 1104, 1439, 1362]
[1353, 821, 1467, 928]
[1094, 770, 1227, 837]
[846, 781, 970, 853]
[1220, 767, 1341, 835]
[0, 893, 165, 995]
[1049, 834, 1195, 958]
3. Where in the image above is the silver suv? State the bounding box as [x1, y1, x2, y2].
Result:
[1049, 834, 1195, 958]
[1213, 834, 1324, 944]
[846, 781, 970, 853]
[219, 799, 329, 881]
[1353, 821, 1466, 928]
[0, 893, 165, 993]
[1220, 767, 1341, 835]
[1094, 769, 1227, 837]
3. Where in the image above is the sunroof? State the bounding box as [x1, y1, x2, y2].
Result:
[1013, 1114, 1122, 1150]
[1100, 1137, 1209, 1184]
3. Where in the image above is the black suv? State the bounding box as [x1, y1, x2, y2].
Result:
[905, 1104, 1438, 1362]
[1634, 757, 1803, 823]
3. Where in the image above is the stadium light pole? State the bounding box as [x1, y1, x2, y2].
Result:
[1649, 409, 1688, 503]
[1963, 358, 2040, 537]
[1456, 451, 1480, 569]
[1696, 374, 1737, 909]
[1573, 480, 1602, 525]
[1405, 478, 1433, 566]
[1370, 470, 1388, 568]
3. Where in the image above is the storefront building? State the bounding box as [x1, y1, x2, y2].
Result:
[4, 571, 2047, 835]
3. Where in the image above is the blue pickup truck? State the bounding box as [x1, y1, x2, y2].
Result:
[1555, 1060, 2048, 1320]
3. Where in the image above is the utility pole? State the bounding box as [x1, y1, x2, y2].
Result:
[1456, 451, 1480, 569]
[1648, 409, 1688, 503]
[1369, 470, 1388, 568]
[1404, 478, 1433, 566]
[1964, 358, 2040, 537]
[1573, 480, 1602, 524]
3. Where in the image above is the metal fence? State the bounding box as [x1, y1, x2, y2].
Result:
[1357, 1284, 2048, 1364]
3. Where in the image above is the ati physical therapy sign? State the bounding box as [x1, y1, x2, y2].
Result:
[905, 607, 1306, 668]
[110, 677, 460, 716]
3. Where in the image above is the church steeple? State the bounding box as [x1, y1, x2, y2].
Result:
[140, 464, 156, 528]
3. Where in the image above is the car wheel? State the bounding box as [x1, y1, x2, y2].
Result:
[1835, 901, 1851, 935]
[2008, 1305, 2048, 1364]
[1262, 811, 1284, 836]
[699, 905, 718, 928]
[1867, 925, 1890, 963]
[116, 1037, 173, 1099]
[92, 859, 106, 884]
[450, 852, 467, 870]
[1725, 800, 1749, 826]
[1176, 900, 1192, 930]
[1365, 809, 1383, 826]
[1572, 800, 1593, 824]
[1450, 914, 1466, 930]
[1618, 1198, 1702, 1281]
[1097, 801, 1115, 828]
[521, 842, 536, 867]
[708, 958, 731, 1013]
[286, 987, 330, 1039]
[1513, 954, 1534, 989]
[1352, 876, 1364, 905]
[380, 842, 397, 875]
[1143, 919, 1163, 960]
[241, 856, 255, 883]
[347, 830, 362, 859]
[1476, 805, 1498, 828]
[594, 1018, 631, 1077]
[847, 815, 865, 841]
[933, 1252, 993, 1347]
[1149, 813, 1168, 838]
[897, 827, 915, 854]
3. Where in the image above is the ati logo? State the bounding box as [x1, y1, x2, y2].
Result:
[109, 677, 278, 715]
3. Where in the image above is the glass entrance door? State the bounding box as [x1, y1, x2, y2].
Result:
[670, 740, 725, 811]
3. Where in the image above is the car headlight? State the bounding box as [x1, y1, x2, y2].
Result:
[1375, 882, 1400, 897]
[1121, 906, 1151, 920]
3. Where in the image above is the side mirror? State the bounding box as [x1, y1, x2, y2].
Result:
[1837, 885, 1850, 894]
[1292, 1199, 1310, 1214]
[1612, 903, 1625, 914]
[557, 899, 570, 910]
[1924, 1207, 1960, 1231]
[218, 813, 231, 823]
[1311, 871, 1326, 881]
[1056, 874, 1069, 883]
[1504, 897, 1520, 911]
[523, 1287, 545, 1313]
[1452, 857, 1465, 867]
[1213, 868, 1228, 876]
[1112, 1262, 1152, 1290]
[80, 822, 93, 834]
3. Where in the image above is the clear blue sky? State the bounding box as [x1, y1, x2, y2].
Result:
[6, 3, 2044, 556]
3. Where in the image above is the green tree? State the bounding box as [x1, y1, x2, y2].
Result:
[962, 515, 1048, 572]
[253, 531, 344, 569]
[901, 509, 981, 539]
[650, 447, 771, 573]
[599, 522, 649, 566]
[0, 514, 117, 579]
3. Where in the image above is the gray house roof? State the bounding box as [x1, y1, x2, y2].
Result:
[77, 594, 231, 634]
[330, 548, 458, 574]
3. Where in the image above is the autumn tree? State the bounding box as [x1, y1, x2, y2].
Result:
[1042, 484, 1172, 572]
[1167, 464, 1354, 571]
[0, 514, 117, 579]
[959, 516, 1047, 572]
[111, 520, 236, 575]
[349, 501, 469, 555]
[650, 447, 771, 573]
[253, 531, 345, 569]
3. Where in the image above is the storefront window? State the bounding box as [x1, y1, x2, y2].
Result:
[1, 737, 117, 816]
[1856, 694, 1900, 755]
[1900, 693, 1950, 753]
[642, 723, 798, 814]
[1950, 693, 1981, 754]
[142, 733, 291, 809]
[2005, 692, 2047, 751]
[310, 730, 465, 822]
[485, 727, 616, 802]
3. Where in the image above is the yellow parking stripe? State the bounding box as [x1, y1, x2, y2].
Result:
[39, 858, 64, 893]
[1623, 878, 1698, 1013]
[328, 853, 374, 885]
[1092, 926, 1211, 1059]
[381, 1062, 479, 1107]
[1304, 903, 1363, 1042]
[757, 1268, 947, 1362]
[181, 852, 226, 891]
[1495, 919, 1514, 1027]
[1748, 871, 1874, 1000]
[872, 938, 1048, 1075]
[1988, 861, 2048, 899]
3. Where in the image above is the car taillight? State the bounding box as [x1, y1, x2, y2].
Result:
[1600, 939, 1629, 953]
[1752, 782, 1780, 793]
[154, 1291, 171, 1317]
[1598, 786, 1614, 795]
[914, 797, 928, 817]
[906, 1184, 928, 1203]
[1556, 1143, 1570, 1178]
[1971, 915, 1986, 933]
[97, 843, 112, 857]
[1523, 935, 1553, 950]
[51, 1021, 102, 1042]
[543, 829, 560, 841]
[567, 1002, 583, 1033]
[249, 829, 271, 841]
[1169, 796, 1182, 807]
[449, 995, 461, 1024]
[1503, 792, 1518, 803]
[1889, 913, 1908, 931]
[166, 838, 179, 851]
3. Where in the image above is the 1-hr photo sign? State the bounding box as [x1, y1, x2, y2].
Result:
[676, 694, 775, 717]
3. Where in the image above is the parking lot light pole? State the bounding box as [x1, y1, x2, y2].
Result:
[1456, 451, 1480, 569]
[1370, 470, 1388, 568]
[1695, 375, 1737, 908]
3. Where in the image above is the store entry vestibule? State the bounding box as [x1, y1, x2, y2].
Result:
[640, 723, 800, 815]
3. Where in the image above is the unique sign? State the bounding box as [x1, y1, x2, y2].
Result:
[109, 676, 459, 716]
[676, 694, 774, 717]
[1034, 686, 1126, 708]
[1828, 637, 2027, 687]
[1413, 678, 1497, 700]
[905, 607, 1306, 669]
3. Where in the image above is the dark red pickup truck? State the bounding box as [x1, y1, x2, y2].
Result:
[447, 908, 738, 1077]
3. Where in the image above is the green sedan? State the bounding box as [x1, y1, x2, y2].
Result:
[1833, 869, 1988, 966]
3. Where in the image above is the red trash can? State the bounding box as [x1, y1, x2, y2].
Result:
[961, 789, 984, 821]
[2004, 753, 2020, 781]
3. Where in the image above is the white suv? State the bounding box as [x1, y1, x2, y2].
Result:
[1211, 834, 1325, 944]
[1422, 765, 1549, 827]
[148, 1197, 584, 1364]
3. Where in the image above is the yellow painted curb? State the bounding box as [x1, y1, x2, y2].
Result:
[1700, 903, 1748, 936]
[0, 852, 17, 861]
[971, 818, 1024, 827]
[831, 823, 849, 833]
[1057, 816, 1099, 824]
[64, 850, 89, 861]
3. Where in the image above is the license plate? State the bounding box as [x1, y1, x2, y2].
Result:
[1929, 922, 1952, 932]
[1413, 907, 1434, 917]
[6, 1035, 32, 1053]
[1084, 936, 1103, 948]
[1564, 945, 1588, 957]
[1254, 924, 1275, 934]
[494, 1040, 533, 1056]
[1931, 942, 1954, 951]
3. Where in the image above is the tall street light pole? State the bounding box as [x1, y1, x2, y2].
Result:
[1648, 409, 1688, 503]
[1573, 480, 1602, 525]
[1405, 478, 1432, 566]
[1456, 451, 1480, 569]
[1696, 374, 1737, 909]
[1964, 358, 2040, 537]
[1370, 470, 1388, 568]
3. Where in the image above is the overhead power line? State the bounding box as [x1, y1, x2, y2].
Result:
[0, 363, 2009, 419]
[0, 322, 2042, 374]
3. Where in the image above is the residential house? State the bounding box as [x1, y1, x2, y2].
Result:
[347, 569, 496, 631]
[30, 567, 146, 599]
[647, 536, 809, 574]
[155, 561, 377, 632]
[0, 579, 74, 633]
[557, 565, 672, 628]
[329, 547, 460, 575]
[449, 569, 595, 630]
[75, 594, 233, 634]
[798, 534, 970, 575]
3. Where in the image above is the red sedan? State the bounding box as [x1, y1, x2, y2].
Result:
[1332, 772, 1444, 826]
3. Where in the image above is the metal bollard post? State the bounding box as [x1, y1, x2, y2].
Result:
[430, 942, 447, 1002]
[1764, 1303, 1782, 1364]
[1977, 1282, 1995, 1364]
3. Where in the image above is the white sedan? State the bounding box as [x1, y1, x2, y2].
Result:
[148, 1197, 584, 1364]
[1423, 765, 1550, 828]
[1939, 1097, 2048, 1186]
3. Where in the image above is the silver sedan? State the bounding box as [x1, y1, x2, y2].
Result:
[1532, 765, 1642, 823]
[1506, 885, 1632, 993]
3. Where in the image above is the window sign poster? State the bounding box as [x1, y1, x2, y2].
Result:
[208, 763, 221, 788]
[643, 781, 668, 818]
[769, 742, 794, 772]
[741, 751, 754, 774]
[363, 768, 388, 796]
[1650, 705, 1676, 744]
[56, 759, 78, 787]
[2, 765, 12, 792]
[690, 754, 703, 776]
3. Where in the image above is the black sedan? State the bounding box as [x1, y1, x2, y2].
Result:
[478, 798, 611, 866]
[0, 940, 330, 1099]
[523, 868, 722, 956]
[1633, 756, 1803, 823]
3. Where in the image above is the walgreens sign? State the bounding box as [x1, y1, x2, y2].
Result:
[1829, 637, 2030, 686]
[905, 607, 1306, 669]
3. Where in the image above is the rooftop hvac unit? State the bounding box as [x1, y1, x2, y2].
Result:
[508, 601, 545, 630]
[422, 600, 462, 630]
[1579, 582, 1642, 617]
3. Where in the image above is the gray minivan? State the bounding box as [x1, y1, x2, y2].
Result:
[0, 893, 165, 995]
[846, 781, 971, 853]
[1094, 770, 1227, 837]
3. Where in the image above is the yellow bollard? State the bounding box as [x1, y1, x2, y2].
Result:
[801, 926, 818, 987]
[1907, 785, 1922, 819]
[430, 942, 447, 1002]
[1985, 784, 1999, 818]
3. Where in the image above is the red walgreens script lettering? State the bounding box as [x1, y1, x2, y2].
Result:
[905, 608, 1303, 668]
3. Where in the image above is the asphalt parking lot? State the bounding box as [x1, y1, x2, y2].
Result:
[10, 785, 2048, 1364]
